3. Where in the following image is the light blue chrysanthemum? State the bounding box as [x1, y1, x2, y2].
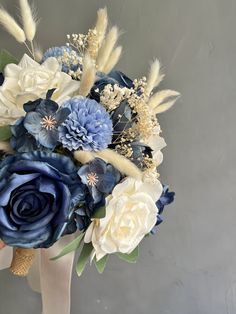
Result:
[59, 97, 113, 151]
[42, 46, 80, 73]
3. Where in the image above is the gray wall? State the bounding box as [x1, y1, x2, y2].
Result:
[0, 0, 235, 313]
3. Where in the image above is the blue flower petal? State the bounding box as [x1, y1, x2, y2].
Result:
[38, 129, 59, 149]
[38, 176, 57, 198]
[0, 173, 40, 206]
[36, 99, 58, 116]
[24, 111, 42, 135]
[97, 172, 115, 194]
[0, 226, 52, 248]
[19, 212, 55, 231]
[55, 108, 71, 124]
[0, 207, 17, 230]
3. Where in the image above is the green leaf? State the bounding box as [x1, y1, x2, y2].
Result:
[116, 246, 139, 263]
[51, 233, 84, 261]
[76, 243, 93, 276]
[94, 255, 108, 274]
[0, 125, 12, 141]
[92, 206, 106, 219]
[0, 50, 18, 72]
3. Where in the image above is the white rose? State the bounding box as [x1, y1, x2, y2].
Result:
[84, 177, 163, 261]
[0, 54, 80, 124]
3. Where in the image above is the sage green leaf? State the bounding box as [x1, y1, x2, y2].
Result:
[51, 233, 84, 261]
[116, 246, 139, 263]
[92, 206, 106, 219]
[0, 125, 12, 141]
[0, 50, 18, 72]
[76, 243, 93, 276]
[94, 255, 108, 274]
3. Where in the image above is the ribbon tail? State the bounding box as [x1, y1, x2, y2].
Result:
[40, 235, 75, 314]
[0, 246, 13, 270]
[27, 249, 41, 293]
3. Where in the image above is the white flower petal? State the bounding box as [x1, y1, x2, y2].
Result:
[0, 54, 79, 125]
[84, 223, 94, 243]
[18, 54, 39, 68]
[4, 64, 21, 77]
[42, 57, 61, 72]
[88, 177, 161, 259]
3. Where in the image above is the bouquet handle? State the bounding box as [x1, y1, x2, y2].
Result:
[10, 248, 35, 276]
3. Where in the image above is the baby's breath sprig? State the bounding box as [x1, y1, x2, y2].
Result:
[99, 84, 133, 112]
[66, 33, 88, 55]
[115, 143, 134, 159]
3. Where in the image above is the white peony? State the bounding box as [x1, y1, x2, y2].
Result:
[0, 54, 80, 124]
[84, 177, 163, 261]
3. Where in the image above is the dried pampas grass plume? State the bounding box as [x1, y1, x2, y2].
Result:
[146, 59, 163, 96]
[78, 54, 96, 97]
[103, 46, 122, 74]
[34, 43, 43, 62]
[149, 90, 180, 114]
[0, 8, 26, 43]
[96, 26, 119, 72]
[74, 151, 95, 164]
[95, 149, 142, 179]
[0, 141, 14, 154]
[87, 7, 108, 60]
[74, 149, 142, 180]
[19, 0, 37, 42]
[95, 7, 108, 47]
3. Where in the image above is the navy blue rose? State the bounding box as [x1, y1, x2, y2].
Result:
[0, 151, 85, 248]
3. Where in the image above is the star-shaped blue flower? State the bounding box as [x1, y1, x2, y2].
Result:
[10, 117, 40, 152]
[23, 90, 71, 149]
[78, 158, 121, 204]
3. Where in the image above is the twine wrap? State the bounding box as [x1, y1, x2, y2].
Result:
[10, 248, 36, 276]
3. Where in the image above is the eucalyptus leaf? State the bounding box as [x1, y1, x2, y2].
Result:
[92, 206, 106, 219]
[0, 50, 18, 73]
[0, 125, 12, 141]
[51, 233, 84, 261]
[76, 243, 93, 276]
[116, 246, 139, 263]
[94, 255, 108, 274]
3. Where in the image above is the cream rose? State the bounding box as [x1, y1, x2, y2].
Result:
[84, 177, 163, 261]
[0, 54, 80, 124]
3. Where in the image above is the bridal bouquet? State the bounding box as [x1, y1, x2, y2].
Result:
[0, 1, 178, 312]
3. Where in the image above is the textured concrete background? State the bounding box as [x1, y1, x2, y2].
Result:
[0, 0, 236, 313]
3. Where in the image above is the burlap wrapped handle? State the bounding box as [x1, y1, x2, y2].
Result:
[10, 248, 36, 277]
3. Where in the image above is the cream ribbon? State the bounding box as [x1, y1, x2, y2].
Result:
[0, 235, 75, 314]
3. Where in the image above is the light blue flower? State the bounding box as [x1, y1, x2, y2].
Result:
[42, 46, 80, 73]
[59, 97, 113, 151]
